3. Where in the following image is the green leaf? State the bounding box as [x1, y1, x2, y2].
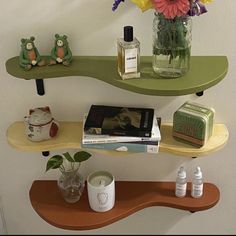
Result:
[46, 155, 63, 172]
[63, 152, 74, 162]
[74, 151, 91, 162]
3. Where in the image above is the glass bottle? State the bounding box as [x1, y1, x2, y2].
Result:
[117, 26, 140, 79]
[152, 12, 192, 78]
[175, 166, 187, 198]
[57, 162, 85, 203]
[191, 166, 203, 198]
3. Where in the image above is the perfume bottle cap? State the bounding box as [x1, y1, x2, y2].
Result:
[124, 26, 133, 42]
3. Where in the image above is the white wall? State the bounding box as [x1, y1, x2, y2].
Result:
[0, 0, 235, 234]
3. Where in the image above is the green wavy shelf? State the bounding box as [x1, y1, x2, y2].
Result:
[5, 56, 228, 96]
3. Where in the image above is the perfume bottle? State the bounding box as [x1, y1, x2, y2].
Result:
[117, 26, 140, 79]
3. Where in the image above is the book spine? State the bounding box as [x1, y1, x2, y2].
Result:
[81, 142, 159, 153]
[101, 129, 152, 138]
[82, 136, 160, 144]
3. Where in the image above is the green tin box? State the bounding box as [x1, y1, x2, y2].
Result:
[173, 102, 215, 147]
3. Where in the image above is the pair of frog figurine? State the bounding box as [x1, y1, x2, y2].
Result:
[19, 34, 72, 70]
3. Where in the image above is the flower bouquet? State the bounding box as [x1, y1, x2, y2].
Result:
[112, 0, 213, 78]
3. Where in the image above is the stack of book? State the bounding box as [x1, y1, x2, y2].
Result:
[81, 105, 161, 153]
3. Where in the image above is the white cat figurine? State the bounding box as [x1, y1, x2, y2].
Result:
[24, 106, 59, 141]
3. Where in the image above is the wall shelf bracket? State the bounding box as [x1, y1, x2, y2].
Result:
[196, 91, 204, 97]
[35, 79, 45, 96]
[42, 151, 50, 157]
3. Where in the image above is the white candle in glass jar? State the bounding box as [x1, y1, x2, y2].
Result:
[87, 171, 115, 212]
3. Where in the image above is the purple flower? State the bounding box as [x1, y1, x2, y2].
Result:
[188, 0, 207, 16]
[112, 0, 125, 11]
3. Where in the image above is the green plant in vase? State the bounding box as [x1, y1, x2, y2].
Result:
[46, 151, 91, 203]
[152, 12, 192, 78]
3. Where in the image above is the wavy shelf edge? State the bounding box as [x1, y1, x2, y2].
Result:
[5, 56, 228, 96]
[159, 123, 229, 157]
[6, 121, 229, 157]
[29, 180, 220, 230]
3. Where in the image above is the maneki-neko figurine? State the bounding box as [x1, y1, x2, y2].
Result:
[24, 106, 59, 142]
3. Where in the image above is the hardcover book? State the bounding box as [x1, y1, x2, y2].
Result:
[84, 105, 155, 137]
[82, 114, 161, 144]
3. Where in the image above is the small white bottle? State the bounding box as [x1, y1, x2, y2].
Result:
[175, 166, 187, 198]
[191, 166, 203, 198]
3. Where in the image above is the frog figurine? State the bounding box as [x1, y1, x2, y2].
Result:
[49, 34, 72, 66]
[19, 36, 45, 70]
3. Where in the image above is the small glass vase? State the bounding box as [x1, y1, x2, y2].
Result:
[152, 12, 192, 78]
[57, 163, 85, 203]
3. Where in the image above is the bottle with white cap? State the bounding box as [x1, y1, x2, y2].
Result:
[191, 166, 203, 198]
[175, 166, 187, 198]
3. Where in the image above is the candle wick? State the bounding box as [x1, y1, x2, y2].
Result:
[99, 179, 105, 187]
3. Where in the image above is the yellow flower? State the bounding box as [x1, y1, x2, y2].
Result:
[200, 0, 213, 4]
[131, 0, 153, 12]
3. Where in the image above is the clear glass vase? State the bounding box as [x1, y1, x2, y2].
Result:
[152, 12, 192, 78]
[57, 163, 85, 203]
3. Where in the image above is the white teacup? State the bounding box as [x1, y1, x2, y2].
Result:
[87, 170, 115, 212]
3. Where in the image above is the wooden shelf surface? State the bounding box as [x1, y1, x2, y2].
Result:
[29, 180, 220, 230]
[6, 122, 229, 157]
[5, 56, 228, 96]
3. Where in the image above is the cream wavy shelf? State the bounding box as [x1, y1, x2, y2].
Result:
[5, 56, 228, 96]
[29, 180, 220, 230]
[6, 121, 229, 157]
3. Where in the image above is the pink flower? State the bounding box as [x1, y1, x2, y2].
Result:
[152, 0, 190, 19]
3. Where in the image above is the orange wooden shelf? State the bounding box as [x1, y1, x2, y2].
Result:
[29, 180, 220, 230]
